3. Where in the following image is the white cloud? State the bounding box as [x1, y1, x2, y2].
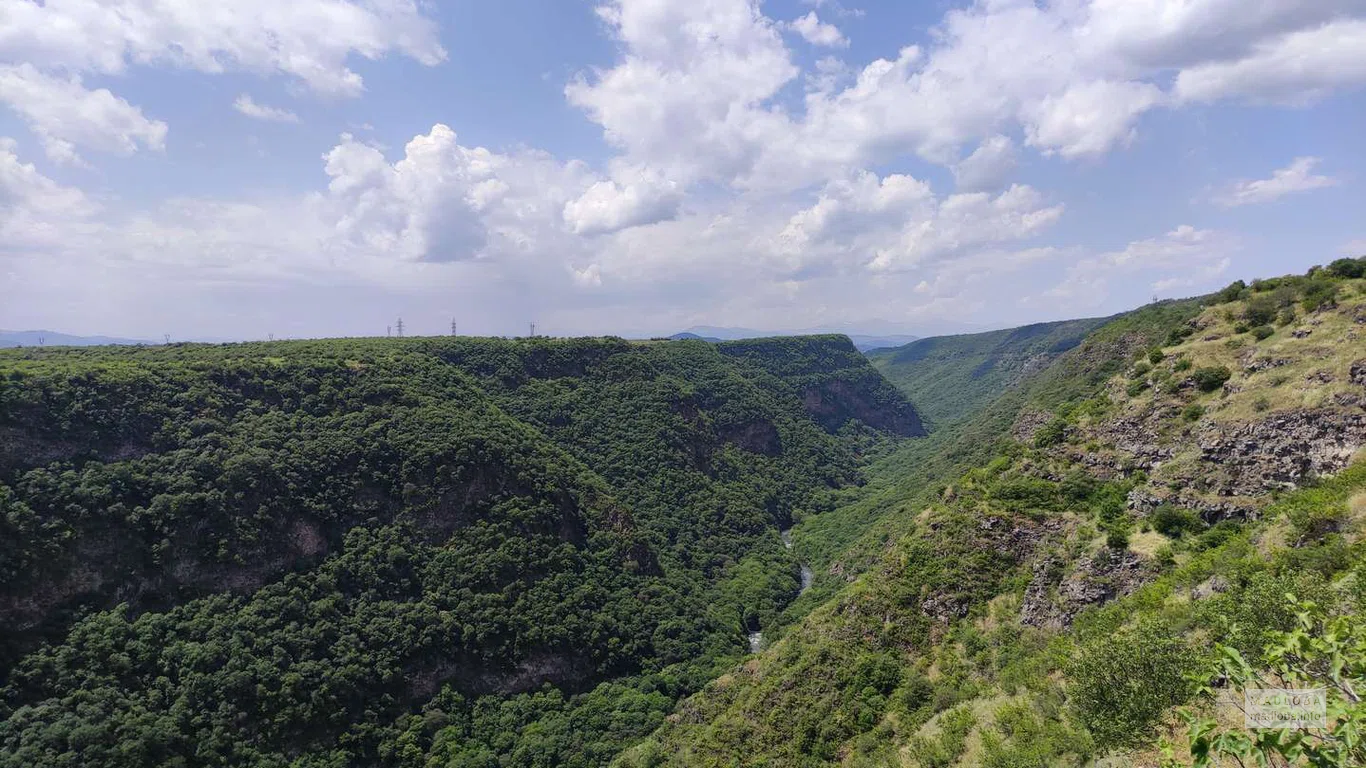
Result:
[1023, 80, 1164, 158]
[1174, 19, 1366, 104]
[787, 12, 849, 48]
[775, 171, 1064, 275]
[0, 0, 446, 97]
[563, 164, 682, 236]
[0, 138, 98, 246]
[234, 94, 300, 124]
[1041, 225, 1236, 306]
[0, 64, 166, 163]
[953, 135, 1017, 192]
[1215, 157, 1339, 207]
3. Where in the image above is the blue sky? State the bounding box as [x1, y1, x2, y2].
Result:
[1, 0, 1363, 340]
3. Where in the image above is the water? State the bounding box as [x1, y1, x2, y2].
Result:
[748, 528, 812, 653]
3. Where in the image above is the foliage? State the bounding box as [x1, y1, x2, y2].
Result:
[1325, 257, 1366, 279]
[1192, 366, 1232, 393]
[1066, 620, 1203, 750]
[1170, 597, 1366, 768]
[0, 335, 918, 766]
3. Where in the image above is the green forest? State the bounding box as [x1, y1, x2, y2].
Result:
[3, 259, 1366, 766]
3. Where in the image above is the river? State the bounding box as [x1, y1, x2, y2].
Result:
[749, 528, 812, 653]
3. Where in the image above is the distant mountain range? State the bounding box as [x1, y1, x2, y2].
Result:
[0, 330, 152, 348]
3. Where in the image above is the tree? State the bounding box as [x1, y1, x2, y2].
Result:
[1166, 597, 1366, 768]
[1067, 620, 1202, 750]
[1192, 366, 1232, 393]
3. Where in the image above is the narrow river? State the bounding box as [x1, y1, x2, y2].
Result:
[749, 528, 812, 653]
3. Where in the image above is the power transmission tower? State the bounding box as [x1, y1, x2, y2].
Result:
[529, 322, 536, 338]
[450, 319, 457, 336]
[164, 334, 171, 345]
[396, 318, 405, 338]
[37, 335, 45, 346]
[268, 333, 274, 342]
[386, 326, 391, 338]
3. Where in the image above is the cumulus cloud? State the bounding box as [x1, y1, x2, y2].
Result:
[6, 0, 1366, 338]
[787, 12, 849, 48]
[1041, 225, 1236, 306]
[953, 135, 1017, 192]
[0, 0, 446, 97]
[1215, 157, 1339, 207]
[0, 138, 98, 245]
[563, 165, 682, 236]
[775, 171, 1064, 275]
[0, 64, 166, 163]
[234, 94, 300, 123]
[1174, 19, 1366, 104]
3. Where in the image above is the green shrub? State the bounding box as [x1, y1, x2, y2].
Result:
[1242, 296, 1277, 326]
[1250, 325, 1274, 341]
[1253, 396, 1270, 412]
[1276, 308, 1296, 326]
[1126, 380, 1150, 397]
[1173, 358, 1192, 372]
[1105, 526, 1130, 550]
[1066, 621, 1201, 750]
[1034, 417, 1068, 448]
[1150, 505, 1205, 537]
[1130, 362, 1152, 379]
[1148, 349, 1165, 364]
[1215, 280, 1247, 304]
[1301, 280, 1339, 312]
[1181, 404, 1205, 422]
[1192, 366, 1231, 393]
[1325, 256, 1365, 279]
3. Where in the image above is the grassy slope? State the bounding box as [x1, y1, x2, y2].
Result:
[867, 318, 1110, 429]
[621, 275, 1366, 766]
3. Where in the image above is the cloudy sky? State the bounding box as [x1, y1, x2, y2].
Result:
[1, 0, 1363, 340]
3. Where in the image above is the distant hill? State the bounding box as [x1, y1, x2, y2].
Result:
[0, 330, 150, 347]
[676, 326, 922, 353]
[668, 331, 723, 342]
[867, 316, 1111, 427]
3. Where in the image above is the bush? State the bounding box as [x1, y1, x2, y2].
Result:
[1242, 296, 1277, 326]
[1325, 257, 1366, 279]
[1105, 526, 1130, 550]
[1147, 349, 1165, 364]
[1130, 362, 1152, 379]
[1215, 280, 1246, 304]
[1181, 404, 1205, 423]
[1126, 380, 1150, 397]
[1066, 620, 1201, 750]
[1173, 358, 1192, 372]
[1150, 505, 1205, 537]
[1250, 325, 1274, 341]
[1191, 366, 1231, 393]
[1301, 280, 1339, 312]
[1276, 308, 1296, 326]
[1034, 417, 1068, 448]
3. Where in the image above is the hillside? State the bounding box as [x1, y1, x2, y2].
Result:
[868, 317, 1110, 428]
[619, 261, 1366, 767]
[0, 335, 923, 766]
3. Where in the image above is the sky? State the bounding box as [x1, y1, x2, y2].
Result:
[0, 0, 1364, 341]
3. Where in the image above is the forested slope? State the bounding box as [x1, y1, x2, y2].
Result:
[868, 317, 1109, 428]
[623, 261, 1366, 767]
[0, 334, 922, 766]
